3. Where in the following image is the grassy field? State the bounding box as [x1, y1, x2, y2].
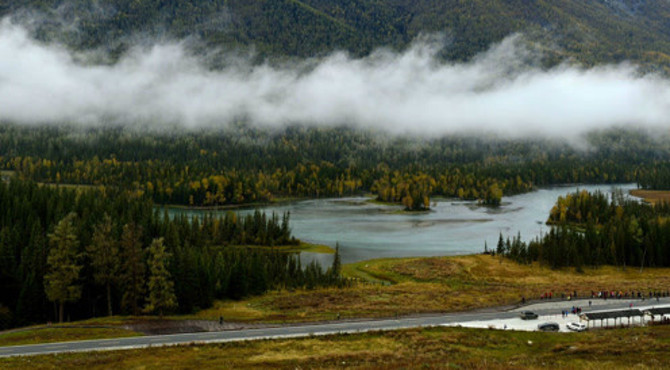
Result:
[1, 325, 669, 369]
[3, 254, 669, 345]
[193, 254, 670, 323]
[0, 326, 141, 347]
[630, 189, 670, 205]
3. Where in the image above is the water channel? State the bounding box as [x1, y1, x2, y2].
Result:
[171, 183, 637, 265]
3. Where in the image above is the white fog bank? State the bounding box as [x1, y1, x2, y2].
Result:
[1, 19, 669, 137]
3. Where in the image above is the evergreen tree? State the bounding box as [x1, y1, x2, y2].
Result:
[120, 223, 145, 316]
[0, 178, 333, 326]
[329, 243, 342, 284]
[144, 238, 177, 318]
[496, 233, 505, 260]
[44, 213, 81, 323]
[86, 214, 120, 316]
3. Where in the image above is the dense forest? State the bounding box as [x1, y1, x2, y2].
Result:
[1, 124, 667, 210]
[4, 0, 670, 69]
[498, 190, 670, 270]
[637, 163, 670, 190]
[0, 179, 344, 329]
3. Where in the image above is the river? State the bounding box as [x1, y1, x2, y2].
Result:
[171, 184, 637, 265]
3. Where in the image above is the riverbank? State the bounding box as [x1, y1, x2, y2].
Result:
[159, 196, 311, 211]
[630, 189, 670, 205]
[254, 242, 335, 254]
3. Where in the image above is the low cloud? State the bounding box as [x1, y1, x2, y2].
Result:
[0, 18, 669, 138]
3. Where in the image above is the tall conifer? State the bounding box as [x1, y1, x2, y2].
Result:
[44, 213, 81, 323]
[120, 223, 145, 316]
[144, 238, 177, 317]
[86, 214, 120, 316]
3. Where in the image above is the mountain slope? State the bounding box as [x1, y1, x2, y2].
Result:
[2, 0, 670, 67]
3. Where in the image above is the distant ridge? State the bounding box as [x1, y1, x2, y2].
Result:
[2, 0, 670, 67]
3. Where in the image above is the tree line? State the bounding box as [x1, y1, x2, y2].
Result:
[2, 124, 661, 210]
[0, 179, 344, 329]
[637, 163, 670, 190]
[497, 190, 670, 270]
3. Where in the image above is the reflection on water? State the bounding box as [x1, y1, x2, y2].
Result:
[170, 184, 636, 264]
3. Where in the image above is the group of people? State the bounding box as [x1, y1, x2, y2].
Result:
[592, 290, 670, 300]
[538, 291, 579, 300]
[534, 290, 670, 302]
[561, 306, 582, 318]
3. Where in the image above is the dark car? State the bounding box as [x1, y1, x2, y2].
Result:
[520, 311, 539, 320]
[537, 322, 560, 332]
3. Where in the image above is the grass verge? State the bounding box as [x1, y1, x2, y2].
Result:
[0, 326, 141, 347]
[1, 325, 669, 368]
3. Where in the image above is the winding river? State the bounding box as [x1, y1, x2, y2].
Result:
[171, 184, 637, 264]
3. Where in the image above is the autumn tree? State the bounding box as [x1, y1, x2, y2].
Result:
[144, 238, 177, 318]
[483, 183, 503, 205]
[86, 214, 120, 316]
[44, 213, 82, 323]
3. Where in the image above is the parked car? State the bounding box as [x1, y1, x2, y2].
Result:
[537, 322, 560, 332]
[566, 322, 587, 332]
[520, 311, 539, 320]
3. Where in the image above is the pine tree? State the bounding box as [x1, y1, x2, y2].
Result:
[329, 243, 342, 284]
[120, 223, 145, 316]
[144, 238, 177, 318]
[44, 213, 82, 323]
[0, 227, 18, 319]
[86, 214, 120, 316]
[496, 233, 505, 261]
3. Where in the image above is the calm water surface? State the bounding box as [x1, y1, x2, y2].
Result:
[173, 184, 636, 264]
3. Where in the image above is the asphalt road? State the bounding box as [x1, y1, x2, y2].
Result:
[1, 297, 668, 358]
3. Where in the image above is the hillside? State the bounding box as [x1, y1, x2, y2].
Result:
[2, 0, 670, 67]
